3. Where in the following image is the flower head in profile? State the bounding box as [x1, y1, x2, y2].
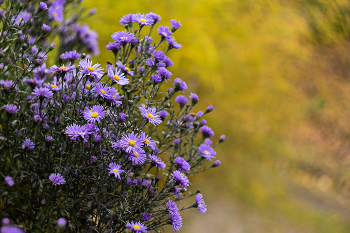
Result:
[22, 138, 35, 149]
[60, 50, 81, 61]
[173, 78, 187, 93]
[170, 19, 182, 32]
[120, 132, 143, 153]
[49, 173, 66, 186]
[116, 61, 134, 76]
[4, 104, 18, 114]
[171, 171, 189, 188]
[175, 95, 188, 107]
[174, 157, 191, 173]
[166, 200, 179, 214]
[65, 124, 89, 141]
[5, 176, 14, 186]
[139, 106, 162, 126]
[82, 105, 106, 123]
[125, 221, 147, 232]
[169, 212, 182, 232]
[157, 26, 172, 39]
[195, 193, 207, 213]
[200, 125, 214, 138]
[198, 143, 216, 161]
[111, 31, 136, 45]
[148, 154, 166, 170]
[146, 12, 161, 23]
[120, 13, 134, 25]
[79, 59, 104, 81]
[108, 163, 124, 179]
[32, 87, 53, 99]
[132, 13, 154, 26]
[167, 37, 182, 49]
[51, 64, 75, 73]
[107, 67, 129, 85]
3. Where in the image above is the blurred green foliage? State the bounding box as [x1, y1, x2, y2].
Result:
[81, 0, 350, 232]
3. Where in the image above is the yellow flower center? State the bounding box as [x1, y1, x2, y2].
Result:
[133, 151, 139, 157]
[113, 168, 119, 173]
[133, 225, 140, 230]
[128, 140, 135, 146]
[60, 66, 67, 70]
[113, 95, 117, 99]
[78, 132, 85, 135]
[113, 75, 120, 81]
[139, 18, 146, 23]
[162, 32, 167, 36]
[147, 113, 154, 119]
[53, 13, 57, 18]
[91, 112, 99, 118]
[74, 131, 77, 133]
[51, 84, 57, 88]
[86, 84, 90, 89]
[87, 66, 94, 72]
[100, 89, 106, 94]
[204, 150, 209, 155]
[144, 138, 150, 144]
[198, 204, 201, 207]
[125, 67, 130, 71]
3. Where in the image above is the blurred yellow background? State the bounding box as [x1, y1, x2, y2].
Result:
[82, 0, 350, 232]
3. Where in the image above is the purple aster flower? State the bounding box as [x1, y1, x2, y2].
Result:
[2, 218, 10, 224]
[39, 2, 48, 10]
[169, 212, 182, 232]
[119, 112, 126, 121]
[127, 148, 146, 166]
[116, 61, 134, 76]
[60, 50, 81, 61]
[151, 74, 162, 83]
[198, 143, 216, 161]
[125, 221, 147, 233]
[219, 134, 226, 142]
[4, 104, 18, 114]
[119, 13, 134, 25]
[197, 111, 204, 117]
[106, 42, 121, 53]
[175, 95, 188, 107]
[148, 154, 166, 170]
[79, 59, 104, 81]
[157, 26, 172, 39]
[204, 138, 212, 145]
[93, 83, 111, 99]
[200, 119, 207, 125]
[200, 125, 214, 138]
[32, 87, 53, 99]
[65, 124, 89, 141]
[213, 160, 221, 167]
[22, 138, 35, 149]
[171, 170, 189, 188]
[45, 136, 54, 142]
[173, 78, 187, 93]
[49, 173, 66, 186]
[140, 132, 156, 148]
[132, 13, 154, 26]
[57, 218, 66, 226]
[120, 132, 143, 153]
[0, 226, 24, 233]
[189, 93, 199, 105]
[175, 157, 191, 173]
[48, 5, 64, 22]
[139, 106, 162, 126]
[42, 24, 50, 32]
[167, 37, 182, 49]
[111, 31, 136, 45]
[51, 64, 75, 73]
[195, 193, 207, 213]
[143, 213, 151, 221]
[108, 67, 129, 85]
[5, 176, 14, 186]
[90, 156, 97, 162]
[159, 110, 169, 121]
[152, 50, 166, 61]
[82, 105, 106, 123]
[12, 11, 31, 25]
[170, 19, 182, 32]
[108, 163, 124, 179]
[34, 115, 42, 122]
[106, 87, 122, 106]
[146, 12, 161, 23]
[174, 139, 181, 145]
[157, 67, 172, 81]
[0, 80, 15, 90]
[166, 200, 179, 214]
[206, 105, 214, 113]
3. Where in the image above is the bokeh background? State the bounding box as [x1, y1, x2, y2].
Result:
[81, 0, 350, 232]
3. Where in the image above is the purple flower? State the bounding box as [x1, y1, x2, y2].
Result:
[148, 154, 166, 170]
[106, 42, 121, 52]
[167, 37, 182, 49]
[106, 87, 122, 106]
[175, 95, 188, 107]
[39, 2, 48, 10]
[159, 110, 169, 121]
[108, 163, 124, 179]
[5, 176, 14, 186]
[79, 59, 104, 81]
[166, 200, 179, 214]
[48, 5, 64, 22]
[57, 218, 66, 226]
[133, 13, 154, 26]
[12, 11, 31, 25]
[156, 67, 172, 81]
[22, 138, 35, 149]
[196, 193, 207, 213]
[198, 143, 216, 161]
[213, 160, 221, 167]
[219, 134, 226, 142]
[139, 106, 162, 126]
[170, 19, 182, 32]
[197, 111, 204, 117]
[125, 221, 147, 233]
[171, 170, 189, 188]
[200, 125, 214, 138]
[45, 136, 54, 142]
[60, 50, 81, 61]
[107, 67, 129, 85]
[151, 74, 162, 83]
[49, 173, 66, 186]
[82, 105, 105, 123]
[143, 213, 151, 221]
[175, 157, 191, 173]
[169, 212, 182, 232]
[189, 93, 199, 105]
[204, 139, 212, 146]
[157, 26, 172, 39]
[41, 24, 50, 32]
[0, 226, 24, 233]
[120, 14, 134, 25]
[65, 124, 89, 141]
[4, 104, 18, 114]
[116, 61, 134, 76]
[111, 31, 136, 45]
[34, 115, 42, 122]
[32, 87, 53, 99]
[146, 12, 161, 23]
[127, 148, 147, 166]
[173, 78, 187, 93]
[119, 112, 126, 121]
[93, 83, 111, 99]
[2, 218, 10, 224]
[51, 64, 75, 73]
[140, 132, 156, 148]
[174, 139, 181, 145]
[119, 132, 143, 153]
[90, 156, 97, 162]
[206, 105, 213, 113]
